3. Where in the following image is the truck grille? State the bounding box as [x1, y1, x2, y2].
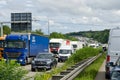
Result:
[6, 52, 21, 58]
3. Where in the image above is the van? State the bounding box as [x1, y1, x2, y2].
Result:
[105, 27, 120, 79]
[58, 45, 74, 62]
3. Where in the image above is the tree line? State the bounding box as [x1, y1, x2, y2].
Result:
[67, 29, 110, 43]
[1, 25, 78, 41]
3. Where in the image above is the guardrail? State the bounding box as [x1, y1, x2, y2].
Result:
[51, 54, 101, 80]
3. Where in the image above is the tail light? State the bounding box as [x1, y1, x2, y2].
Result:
[107, 55, 110, 62]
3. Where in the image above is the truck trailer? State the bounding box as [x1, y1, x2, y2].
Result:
[3, 33, 49, 65]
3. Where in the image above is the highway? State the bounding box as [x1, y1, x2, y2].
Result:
[22, 62, 64, 79]
[95, 60, 106, 80]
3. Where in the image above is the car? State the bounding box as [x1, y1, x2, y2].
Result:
[31, 52, 58, 71]
[110, 66, 120, 80]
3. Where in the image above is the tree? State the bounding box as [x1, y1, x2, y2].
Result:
[32, 29, 44, 35]
[2, 25, 11, 35]
[49, 32, 65, 39]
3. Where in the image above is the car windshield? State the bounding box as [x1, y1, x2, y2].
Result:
[59, 50, 71, 54]
[111, 71, 120, 80]
[5, 40, 25, 48]
[49, 43, 60, 48]
[36, 54, 52, 59]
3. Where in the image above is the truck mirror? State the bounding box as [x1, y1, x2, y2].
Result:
[103, 47, 107, 51]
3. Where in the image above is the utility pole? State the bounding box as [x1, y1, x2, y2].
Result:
[0, 22, 3, 37]
[48, 19, 50, 36]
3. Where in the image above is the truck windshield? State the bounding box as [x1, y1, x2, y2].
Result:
[59, 50, 72, 54]
[0, 40, 4, 48]
[49, 43, 60, 48]
[73, 45, 77, 48]
[5, 41, 25, 48]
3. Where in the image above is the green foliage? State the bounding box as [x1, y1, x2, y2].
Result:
[0, 61, 27, 80]
[2, 25, 11, 35]
[74, 54, 105, 80]
[32, 29, 44, 35]
[49, 32, 65, 39]
[68, 29, 110, 43]
[34, 47, 101, 80]
[66, 47, 99, 64]
[49, 32, 78, 41]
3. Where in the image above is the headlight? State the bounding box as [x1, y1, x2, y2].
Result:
[19, 59, 23, 62]
[32, 60, 35, 64]
[47, 61, 51, 64]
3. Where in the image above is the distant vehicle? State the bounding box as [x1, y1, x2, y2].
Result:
[49, 38, 66, 54]
[3, 33, 49, 65]
[58, 45, 74, 62]
[31, 53, 57, 71]
[105, 27, 120, 79]
[0, 35, 6, 60]
[110, 66, 120, 80]
[71, 41, 84, 52]
[88, 43, 99, 48]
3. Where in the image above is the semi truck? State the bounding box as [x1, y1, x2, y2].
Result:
[3, 33, 49, 65]
[49, 38, 66, 53]
[105, 27, 120, 79]
[0, 35, 6, 60]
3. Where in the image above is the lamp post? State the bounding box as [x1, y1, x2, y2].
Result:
[0, 22, 3, 37]
[48, 19, 50, 36]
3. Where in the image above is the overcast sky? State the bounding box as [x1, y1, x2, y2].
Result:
[0, 0, 120, 34]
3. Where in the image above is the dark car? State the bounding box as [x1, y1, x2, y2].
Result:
[31, 53, 57, 71]
[110, 66, 120, 80]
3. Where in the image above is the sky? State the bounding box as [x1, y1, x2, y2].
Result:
[0, 0, 120, 34]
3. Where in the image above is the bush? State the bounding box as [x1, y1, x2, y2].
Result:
[0, 60, 27, 80]
[66, 47, 99, 65]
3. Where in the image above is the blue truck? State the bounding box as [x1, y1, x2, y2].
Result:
[3, 33, 49, 65]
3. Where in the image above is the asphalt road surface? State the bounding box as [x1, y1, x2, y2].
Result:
[95, 60, 107, 80]
[22, 62, 64, 79]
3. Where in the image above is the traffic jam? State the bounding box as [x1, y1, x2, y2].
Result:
[0, 34, 85, 72]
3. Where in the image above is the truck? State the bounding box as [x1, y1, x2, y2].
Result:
[58, 40, 74, 62]
[105, 27, 120, 79]
[3, 33, 49, 65]
[71, 41, 84, 52]
[49, 38, 66, 54]
[0, 35, 6, 60]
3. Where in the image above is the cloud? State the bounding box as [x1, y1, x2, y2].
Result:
[0, 0, 120, 34]
[86, 0, 120, 10]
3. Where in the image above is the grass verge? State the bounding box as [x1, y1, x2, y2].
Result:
[74, 54, 105, 80]
[34, 47, 102, 80]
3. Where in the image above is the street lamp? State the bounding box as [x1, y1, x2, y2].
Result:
[48, 19, 50, 36]
[0, 22, 3, 37]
